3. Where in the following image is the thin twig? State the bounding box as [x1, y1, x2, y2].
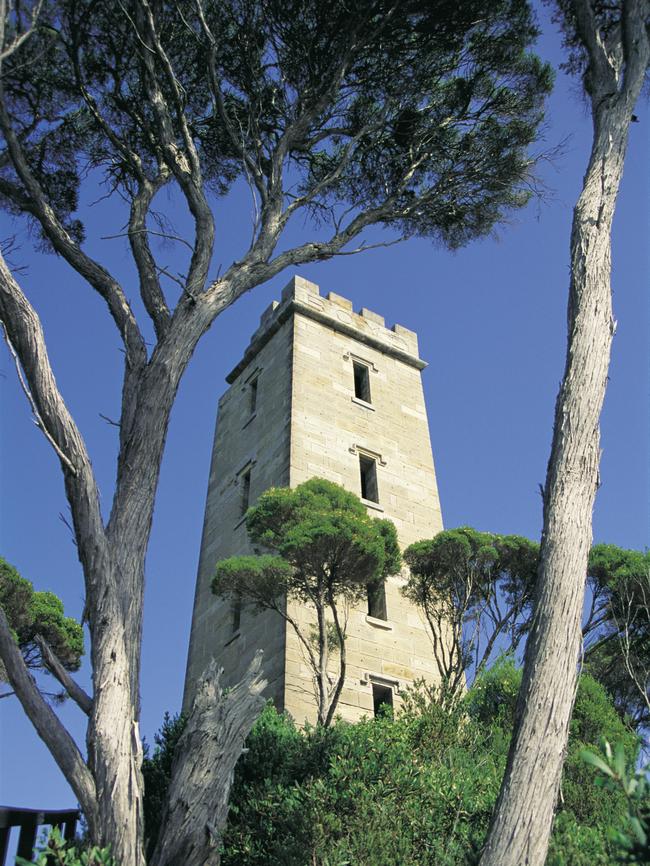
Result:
[99, 413, 120, 428]
[101, 228, 194, 252]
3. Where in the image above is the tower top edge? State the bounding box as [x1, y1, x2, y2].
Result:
[226, 275, 425, 384]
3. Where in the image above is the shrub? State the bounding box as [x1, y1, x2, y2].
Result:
[143, 663, 638, 865]
[16, 827, 113, 866]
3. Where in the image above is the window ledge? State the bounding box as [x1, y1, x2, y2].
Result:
[351, 397, 375, 411]
[224, 630, 241, 647]
[242, 412, 257, 429]
[361, 498, 384, 512]
[365, 615, 393, 631]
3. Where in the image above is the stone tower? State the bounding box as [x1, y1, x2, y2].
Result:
[183, 276, 444, 722]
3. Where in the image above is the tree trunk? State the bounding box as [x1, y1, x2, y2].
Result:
[479, 7, 648, 862]
[86, 581, 146, 866]
[150, 653, 267, 866]
[316, 598, 329, 725]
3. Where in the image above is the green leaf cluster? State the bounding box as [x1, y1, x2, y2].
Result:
[401, 529, 650, 735]
[402, 527, 538, 695]
[16, 827, 113, 866]
[581, 743, 650, 864]
[0, 557, 84, 680]
[220, 662, 636, 865]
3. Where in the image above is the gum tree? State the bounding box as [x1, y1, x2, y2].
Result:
[480, 2, 649, 864]
[0, 1, 552, 860]
[402, 527, 538, 703]
[213, 478, 401, 727]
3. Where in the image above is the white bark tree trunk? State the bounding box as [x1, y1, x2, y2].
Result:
[479, 3, 648, 864]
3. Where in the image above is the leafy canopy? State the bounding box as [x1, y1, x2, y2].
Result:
[213, 477, 401, 608]
[1, 0, 553, 252]
[402, 528, 650, 735]
[402, 527, 538, 697]
[584, 544, 650, 735]
[0, 556, 84, 682]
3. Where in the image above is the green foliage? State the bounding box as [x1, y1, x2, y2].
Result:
[214, 663, 633, 865]
[213, 555, 294, 609]
[214, 477, 401, 612]
[584, 546, 650, 734]
[15, 827, 113, 866]
[0, 557, 84, 683]
[463, 654, 522, 729]
[245, 478, 400, 584]
[402, 528, 538, 696]
[2, 1, 553, 251]
[141, 711, 187, 860]
[402, 529, 650, 735]
[581, 742, 650, 864]
[142, 662, 636, 864]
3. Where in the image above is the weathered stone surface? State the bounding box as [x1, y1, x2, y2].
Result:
[183, 277, 445, 722]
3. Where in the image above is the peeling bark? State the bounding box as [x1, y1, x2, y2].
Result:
[150, 652, 267, 866]
[479, 3, 649, 864]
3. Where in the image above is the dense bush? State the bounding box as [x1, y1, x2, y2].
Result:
[144, 660, 639, 865]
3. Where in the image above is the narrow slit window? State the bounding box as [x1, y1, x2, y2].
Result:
[372, 683, 394, 717]
[353, 361, 371, 403]
[367, 580, 387, 620]
[249, 377, 258, 415]
[240, 469, 251, 516]
[231, 597, 242, 634]
[359, 455, 379, 503]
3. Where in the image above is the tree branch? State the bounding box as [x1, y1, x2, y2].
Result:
[194, 0, 268, 207]
[150, 653, 266, 866]
[1, 319, 76, 473]
[0, 90, 146, 369]
[127, 0, 214, 298]
[0, 254, 109, 600]
[36, 634, 93, 716]
[571, 0, 620, 95]
[0, 0, 44, 64]
[0, 606, 98, 827]
[620, 0, 650, 104]
[129, 174, 171, 337]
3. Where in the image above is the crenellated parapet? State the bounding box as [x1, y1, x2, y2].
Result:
[226, 276, 424, 383]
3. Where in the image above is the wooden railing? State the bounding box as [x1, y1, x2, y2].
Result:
[0, 807, 79, 865]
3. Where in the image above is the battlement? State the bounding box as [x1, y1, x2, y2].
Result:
[226, 276, 423, 383]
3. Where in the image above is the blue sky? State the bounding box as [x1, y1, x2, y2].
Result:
[0, 4, 648, 813]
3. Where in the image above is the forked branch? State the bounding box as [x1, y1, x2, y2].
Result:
[0, 606, 98, 828]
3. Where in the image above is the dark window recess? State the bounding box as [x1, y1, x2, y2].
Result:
[372, 683, 394, 717]
[240, 469, 251, 516]
[367, 580, 387, 620]
[231, 597, 242, 634]
[359, 455, 379, 503]
[249, 377, 258, 415]
[353, 361, 371, 403]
